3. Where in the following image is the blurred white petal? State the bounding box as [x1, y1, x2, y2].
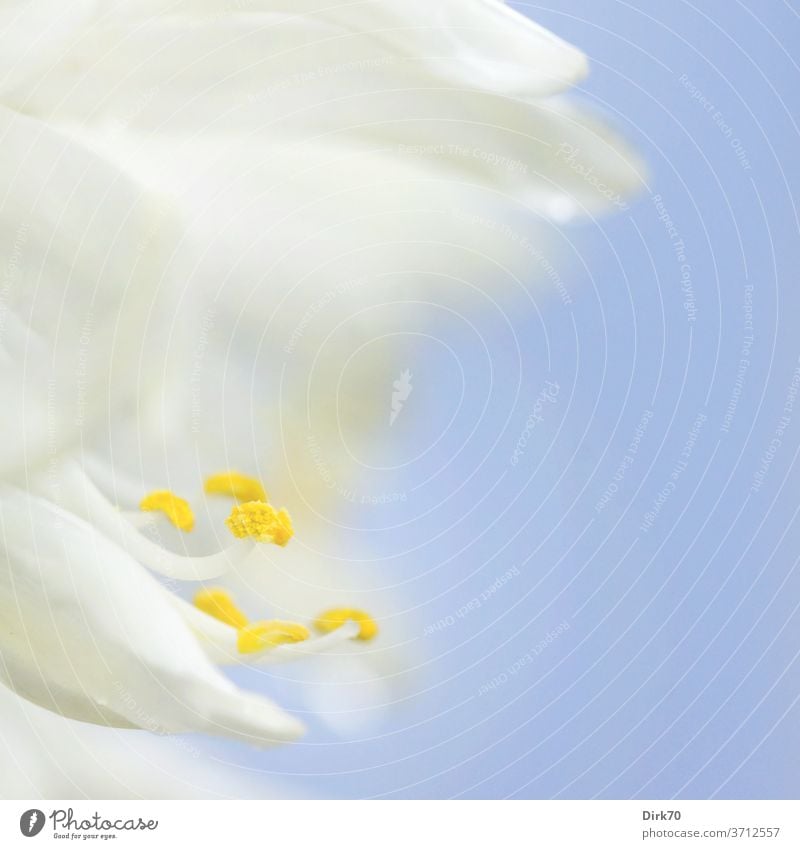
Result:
[0, 488, 305, 745]
[0, 1, 587, 124]
[0, 104, 179, 478]
[0, 685, 306, 799]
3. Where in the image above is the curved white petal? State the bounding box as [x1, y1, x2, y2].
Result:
[0, 1, 637, 224]
[0, 488, 304, 746]
[0, 104, 179, 478]
[34, 463, 255, 581]
[0, 685, 310, 798]
[294, 653, 395, 737]
[0, 1, 585, 125]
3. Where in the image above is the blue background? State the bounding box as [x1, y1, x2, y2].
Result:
[202, 0, 800, 799]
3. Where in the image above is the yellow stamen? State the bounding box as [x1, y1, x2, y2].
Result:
[314, 608, 378, 641]
[140, 490, 195, 531]
[237, 620, 310, 654]
[193, 588, 249, 629]
[204, 470, 267, 503]
[225, 501, 294, 546]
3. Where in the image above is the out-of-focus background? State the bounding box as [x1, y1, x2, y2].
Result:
[8, 0, 797, 800]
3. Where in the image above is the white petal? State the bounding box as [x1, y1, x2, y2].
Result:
[0, 684, 311, 798]
[295, 654, 394, 737]
[35, 463, 255, 581]
[176, 597, 362, 666]
[0, 1, 585, 128]
[304, 94, 645, 219]
[0, 105, 179, 478]
[0, 2, 620, 222]
[0, 488, 304, 745]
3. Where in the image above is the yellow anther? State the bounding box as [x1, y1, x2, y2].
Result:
[225, 501, 294, 546]
[237, 620, 310, 654]
[140, 490, 195, 531]
[314, 608, 378, 641]
[193, 588, 249, 629]
[204, 470, 267, 503]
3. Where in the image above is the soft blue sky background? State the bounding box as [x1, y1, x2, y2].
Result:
[200, 0, 800, 799]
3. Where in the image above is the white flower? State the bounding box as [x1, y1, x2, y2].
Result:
[0, 0, 643, 751]
[0, 482, 372, 744]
